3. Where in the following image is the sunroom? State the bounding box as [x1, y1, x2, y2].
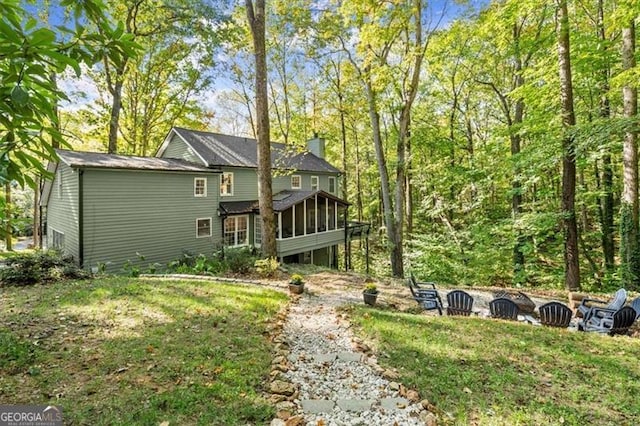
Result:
[218, 190, 349, 261]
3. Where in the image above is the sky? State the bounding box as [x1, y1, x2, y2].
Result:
[56, 0, 491, 136]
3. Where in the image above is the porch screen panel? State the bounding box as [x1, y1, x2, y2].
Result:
[328, 203, 336, 230]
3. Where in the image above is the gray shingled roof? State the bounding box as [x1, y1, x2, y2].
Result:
[56, 149, 219, 173]
[218, 190, 348, 215]
[172, 127, 341, 174]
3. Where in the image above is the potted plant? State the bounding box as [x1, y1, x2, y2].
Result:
[363, 282, 379, 306]
[289, 274, 305, 294]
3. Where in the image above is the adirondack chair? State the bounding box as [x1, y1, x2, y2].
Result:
[577, 288, 627, 318]
[630, 297, 640, 320]
[538, 302, 573, 328]
[578, 306, 637, 336]
[409, 273, 440, 298]
[489, 298, 519, 321]
[446, 290, 474, 316]
[408, 277, 443, 315]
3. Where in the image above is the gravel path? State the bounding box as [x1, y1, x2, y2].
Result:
[277, 291, 429, 425]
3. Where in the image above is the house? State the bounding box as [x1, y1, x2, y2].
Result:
[41, 127, 367, 272]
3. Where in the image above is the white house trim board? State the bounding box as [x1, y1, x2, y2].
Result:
[155, 128, 208, 166]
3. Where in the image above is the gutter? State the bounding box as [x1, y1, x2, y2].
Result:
[78, 169, 84, 268]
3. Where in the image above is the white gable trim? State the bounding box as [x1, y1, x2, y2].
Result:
[155, 128, 208, 166]
[40, 161, 58, 207]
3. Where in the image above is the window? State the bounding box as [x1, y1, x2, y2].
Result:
[328, 177, 336, 194]
[194, 177, 207, 197]
[311, 176, 319, 191]
[224, 215, 248, 246]
[51, 228, 64, 249]
[254, 216, 262, 247]
[196, 218, 212, 238]
[220, 172, 234, 196]
[291, 175, 301, 189]
[57, 169, 63, 199]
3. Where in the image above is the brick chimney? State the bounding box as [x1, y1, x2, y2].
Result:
[306, 133, 325, 159]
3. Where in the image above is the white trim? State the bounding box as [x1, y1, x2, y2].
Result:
[196, 217, 212, 238]
[311, 176, 319, 190]
[328, 176, 336, 194]
[220, 172, 234, 196]
[57, 168, 63, 199]
[224, 214, 249, 247]
[303, 199, 307, 235]
[194, 177, 207, 197]
[254, 215, 262, 248]
[155, 128, 209, 166]
[50, 227, 65, 249]
[291, 174, 302, 189]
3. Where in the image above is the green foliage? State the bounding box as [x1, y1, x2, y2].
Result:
[254, 257, 279, 278]
[348, 306, 640, 424]
[0, 277, 287, 424]
[0, 250, 89, 287]
[224, 247, 257, 274]
[0, 331, 41, 373]
[0, 0, 138, 187]
[289, 273, 304, 285]
[363, 282, 378, 294]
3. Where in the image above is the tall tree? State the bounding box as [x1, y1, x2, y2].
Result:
[556, 0, 580, 290]
[620, 19, 638, 288]
[246, 0, 276, 257]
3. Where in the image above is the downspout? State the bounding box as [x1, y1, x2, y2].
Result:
[78, 169, 84, 268]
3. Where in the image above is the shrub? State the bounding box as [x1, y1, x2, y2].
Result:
[0, 250, 89, 287]
[255, 257, 279, 278]
[224, 247, 256, 274]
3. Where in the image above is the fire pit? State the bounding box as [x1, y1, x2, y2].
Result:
[493, 290, 536, 314]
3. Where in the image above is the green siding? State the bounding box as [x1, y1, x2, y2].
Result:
[276, 229, 344, 257]
[161, 134, 202, 164]
[46, 163, 80, 260]
[82, 169, 221, 271]
[219, 168, 258, 201]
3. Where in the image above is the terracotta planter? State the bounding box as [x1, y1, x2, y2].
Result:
[363, 291, 378, 306]
[289, 283, 304, 294]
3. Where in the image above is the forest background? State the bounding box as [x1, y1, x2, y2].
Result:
[2, 0, 640, 293]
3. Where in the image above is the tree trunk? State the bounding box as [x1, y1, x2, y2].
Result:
[363, 73, 400, 275]
[4, 182, 12, 251]
[596, 0, 615, 271]
[556, 0, 580, 291]
[246, 0, 276, 258]
[620, 21, 639, 288]
[108, 76, 124, 154]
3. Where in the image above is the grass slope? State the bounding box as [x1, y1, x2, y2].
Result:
[0, 277, 288, 425]
[347, 306, 640, 426]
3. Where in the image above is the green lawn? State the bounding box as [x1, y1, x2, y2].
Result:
[346, 306, 640, 426]
[0, 277, 288, 425]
